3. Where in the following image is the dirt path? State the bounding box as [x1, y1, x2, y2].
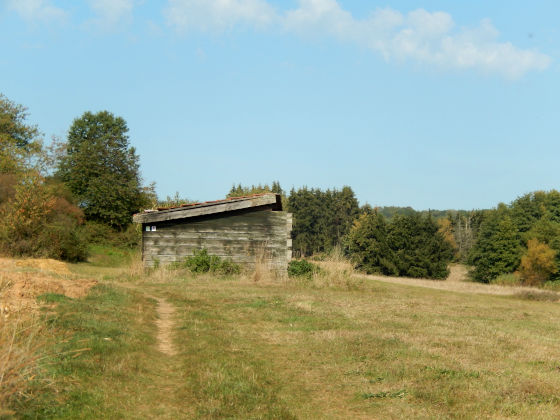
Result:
[154, 297, 177, 356]
[361, 265, 558, 298]
[116, 282, 178, 356]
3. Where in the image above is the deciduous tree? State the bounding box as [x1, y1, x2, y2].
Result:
[57, 111, 147, 228]
[517, 239, 558, 286]
[0, 93, 42, 174]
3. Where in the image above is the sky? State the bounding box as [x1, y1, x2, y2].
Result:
[1, 0, 559, 210]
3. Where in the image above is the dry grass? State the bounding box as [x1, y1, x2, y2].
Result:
[0, 259, 97, 314]
[312, 249, 365, 290]
[0, 312, 44, 417]
[0, 257, 99, 416]
[10, 247, 560, 418]
[126, 251, 145, 279]
[249, 243, 279, 283]
[157, 271, 560, 419]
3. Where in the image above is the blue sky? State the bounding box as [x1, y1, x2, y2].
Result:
[1, 1, 558, 210]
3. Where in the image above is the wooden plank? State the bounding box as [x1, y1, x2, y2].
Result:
[143, 235, 286, 244]
[134, 195, 278, 224]
[143, 243, 288, 253]
[143, 235, 288, 244]
[143, 254, 288, 264]
[144, 226, 288, 235]
[158, 215, 289, 229]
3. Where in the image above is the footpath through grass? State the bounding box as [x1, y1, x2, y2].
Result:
[15, 254, 560, 419]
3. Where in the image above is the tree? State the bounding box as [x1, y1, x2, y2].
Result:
[469, 205, 522, 283]
[57, 111, 146, 229]
[386, 213, 453, 279]
[517, 239, 558, 286]
[437, 217, 457, 258]
[287, 186, 360, 256]
[449, 210, 486, 263]
[345, 211, 453, 279]
[0, 93, 42, 174]
[345, 211, 396, 275]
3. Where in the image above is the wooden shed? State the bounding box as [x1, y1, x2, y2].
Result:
[133, 193, 292, 271]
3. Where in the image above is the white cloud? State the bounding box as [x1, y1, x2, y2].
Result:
[5, 0, 66, 22]
[88, 0, 134, 26]
[165, 0, 276, 32]
[163, 0, 551, 79]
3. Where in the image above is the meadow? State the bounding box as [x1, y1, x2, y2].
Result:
[2, 250, 560, 419]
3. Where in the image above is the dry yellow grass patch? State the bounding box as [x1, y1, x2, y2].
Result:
[0, 258, 97, 315]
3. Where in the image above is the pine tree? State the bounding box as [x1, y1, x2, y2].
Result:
[469, 206, 522, 282]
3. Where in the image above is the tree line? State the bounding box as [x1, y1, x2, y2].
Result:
[230, 182, 560, 285]
[2, 93, 559, 286]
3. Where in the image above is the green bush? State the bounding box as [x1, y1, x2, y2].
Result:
[39, 218, 89, 262]
[173, 249, 241, 276]
[288, 259, 318, 278]
[81, 221, 141, 249]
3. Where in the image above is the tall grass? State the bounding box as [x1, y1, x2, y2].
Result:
[251, 243, 277, 283]
[292, 247, 364, 290]
[0, 312, 44, 416]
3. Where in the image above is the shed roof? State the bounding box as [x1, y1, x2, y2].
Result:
[133, 193, 282, 224]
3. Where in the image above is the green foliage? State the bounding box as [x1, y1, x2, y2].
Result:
[227, 181, 284, 198]
[376, 206, 417, 220]
[158, 191, 194, 208]
[469, 206, 522, 283]
[81, 221, 141, 249]
[345, 211, 453, 279]
[510, 191, 560, 233]
[173, 249, 241, 275]
[288, 186, 360, 256]
[287, 259, 319, 278]
[345, 211, 396, 276]
[0, 93, 42, 174]
[469, 191, 560, 284]
[57, 111, 149, 229]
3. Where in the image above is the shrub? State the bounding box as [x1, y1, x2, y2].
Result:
[173, 249, 241, 276]
[0, 174, 88, 261]
[288, 259, 318, 278]
[39, 218, 89, 262]
[219, 259, 241, 276]
[81, 221, 141, 249]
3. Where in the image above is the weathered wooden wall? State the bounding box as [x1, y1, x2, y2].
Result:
[142, 210, 292, 271]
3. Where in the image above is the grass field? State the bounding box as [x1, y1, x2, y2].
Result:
[4, 252, 560, 418]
